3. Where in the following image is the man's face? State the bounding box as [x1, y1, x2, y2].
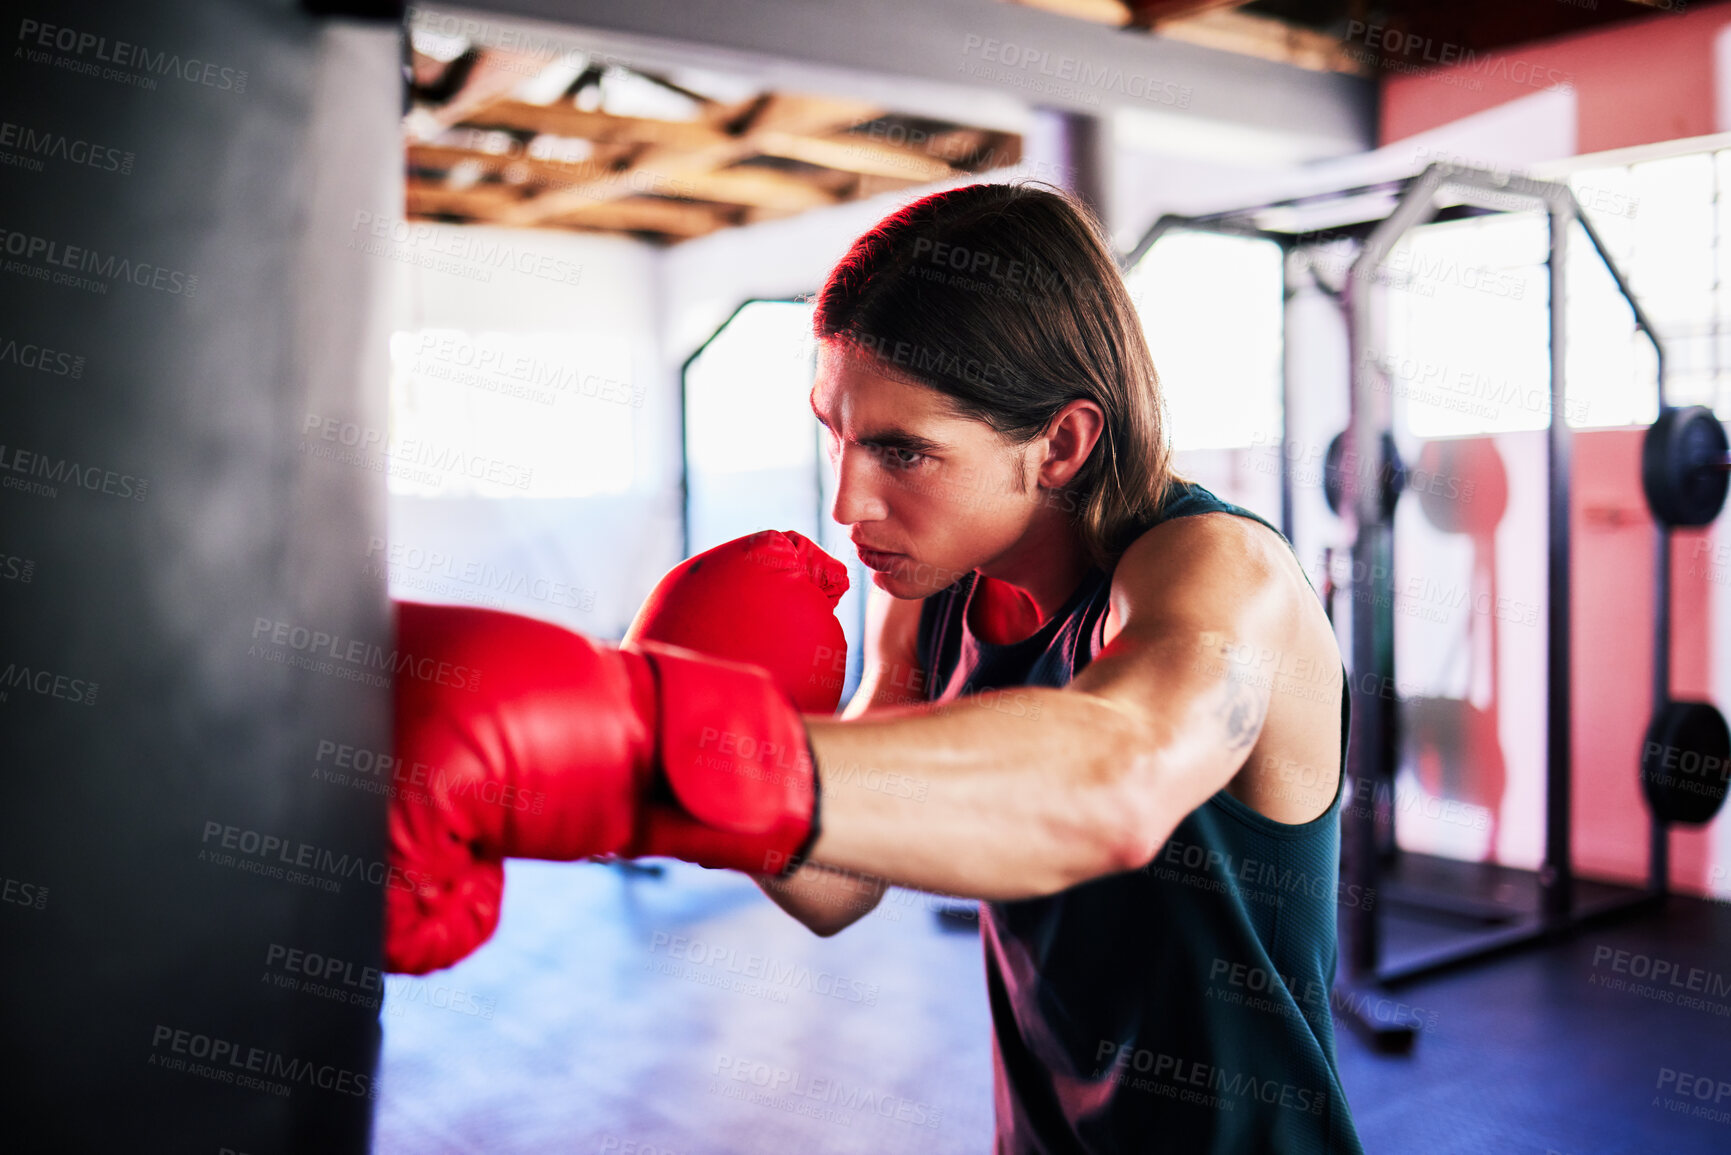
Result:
[810, 340, 1040, 598]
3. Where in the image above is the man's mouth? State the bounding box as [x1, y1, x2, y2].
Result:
[855, 546, 905, 572]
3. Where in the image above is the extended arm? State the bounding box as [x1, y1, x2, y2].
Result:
[754, 584, 924, 934]
[801, 514, 1314, 900]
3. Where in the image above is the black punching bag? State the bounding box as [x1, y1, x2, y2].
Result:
[0, 2, 402, 1150]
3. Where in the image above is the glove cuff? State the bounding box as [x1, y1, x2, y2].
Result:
[630, 641, 819, 873]
[778, 727, 824, 878]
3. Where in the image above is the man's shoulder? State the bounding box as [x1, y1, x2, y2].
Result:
[1103, 502, 1315, 653]
[1116, 505, 1291, 584]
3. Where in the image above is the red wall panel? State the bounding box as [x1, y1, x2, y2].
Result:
[1380, 2, 1731, 152]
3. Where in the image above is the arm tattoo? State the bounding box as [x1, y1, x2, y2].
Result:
[1216, 673, 1268, 753]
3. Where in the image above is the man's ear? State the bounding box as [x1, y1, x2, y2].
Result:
[1038, 399, 1105, 489]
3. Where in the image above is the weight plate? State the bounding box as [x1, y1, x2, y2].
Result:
[1641, 699, 1731, 825]
[1642, 405, 1729, 528]
[1413, 437, 1509, 536]
[1324, 430, 1406, 520]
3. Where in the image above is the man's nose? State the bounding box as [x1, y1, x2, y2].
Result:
[830, 444, 888, 526]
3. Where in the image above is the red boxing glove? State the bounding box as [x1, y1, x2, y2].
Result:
[624, 530, 849, 714]
[387, 602, 818, 975]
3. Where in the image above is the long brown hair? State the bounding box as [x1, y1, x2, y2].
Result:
[813, 182, 1176, 569]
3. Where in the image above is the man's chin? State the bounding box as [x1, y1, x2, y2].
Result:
[868, 568, 908, 595]
[870, 561, 963, 599]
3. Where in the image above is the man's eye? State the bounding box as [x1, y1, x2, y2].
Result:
[880, 447, 924, 469]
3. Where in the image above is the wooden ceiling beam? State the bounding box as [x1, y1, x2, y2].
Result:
[676, 167, 842, 212]
[408, 143, 646, 198]
[408, 143, 844, 214]
[542, 197, 738, 241]
[465, 100, 730, 150]
[406, 179, 732, 242]
[403, 56, 1028, 242]
[406, 142, 638, 183]
[465, 93, 893, 158]
[405, 179, 532, 222]
[1121, 0, 1254, 27]
[407, 51, 567, 140]
[927, 128, 1023, 171]
[737, 92, 884, 136]
[753, 131, 956, 182]
[1153, 9, 1371, 75]
[480, 93, 905, 227]
[488, 136, 760, 226]
[1000, 0, 1130, 26]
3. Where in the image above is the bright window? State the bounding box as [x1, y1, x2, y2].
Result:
[1569, 150, 1724, 417]
[684, 301, 818, 477]
[387, 329, 637, 498]
[682, 300, 821, 553]
[1383, 147, 1722, 438]
[1562, 215, 1660, 431]
[1124, 231, 1284, 451]
[1384, 209, 1556, 439]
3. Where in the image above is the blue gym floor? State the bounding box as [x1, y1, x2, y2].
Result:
[376, 860, 1731, 1154]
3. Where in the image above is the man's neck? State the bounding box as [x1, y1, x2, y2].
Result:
[970, 511, 1095, 644]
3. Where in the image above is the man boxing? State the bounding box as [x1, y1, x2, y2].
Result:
[389, 182, 1362, 1154]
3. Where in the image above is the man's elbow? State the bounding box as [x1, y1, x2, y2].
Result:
[1097, 733, 1176, 878]
[800, 910, 861, 938]
[1102, 809, 1172, 879]
[766, 897, 854, 937]
[1036, 730, 1171, 891]
[1028, 816, 1165, 897]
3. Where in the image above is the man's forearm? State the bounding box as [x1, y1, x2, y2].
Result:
[802, 687, 1157, 900]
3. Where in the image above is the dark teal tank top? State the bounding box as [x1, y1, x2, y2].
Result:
[916, 480, 1362, 1155]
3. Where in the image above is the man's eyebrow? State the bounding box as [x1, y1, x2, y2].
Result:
[865, 429, 946, 454]
[808, 392, 945, 454]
